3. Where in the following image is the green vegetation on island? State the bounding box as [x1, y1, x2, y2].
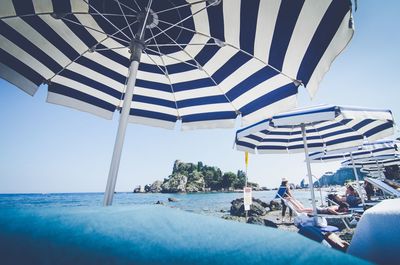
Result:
[141, 160, 259, 193]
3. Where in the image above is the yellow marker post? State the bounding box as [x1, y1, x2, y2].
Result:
[244, 152, 251, 220]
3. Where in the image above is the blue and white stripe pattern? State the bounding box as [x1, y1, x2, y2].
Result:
[309, 139, 399, 163]
[0, 0, 354, 129]
[235, 105, 395, 154]
[342, 154, 400, 168]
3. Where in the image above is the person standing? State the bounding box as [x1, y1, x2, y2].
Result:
[280, 178, 293, 223]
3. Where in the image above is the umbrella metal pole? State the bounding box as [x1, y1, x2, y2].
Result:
[314, 175, 324, 206]
[103, 7, 152, 206]
[350, 152, 366, 207]
[103, 43, 143, 206]
[300, 124, 318, 221]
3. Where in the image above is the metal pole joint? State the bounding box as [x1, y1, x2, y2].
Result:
[129, 38, 145, 62]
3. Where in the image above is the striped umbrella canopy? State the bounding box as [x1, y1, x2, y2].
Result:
[309, 139, 399, 163]
[342, 154, 400, 168]
[0, 0, 355, 205]
[359, 167, 386, 178]
[309, 139, 399, 206]
[235, 105, 395, 217]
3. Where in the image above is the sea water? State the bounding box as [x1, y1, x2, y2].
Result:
[0, 189, 328, 215]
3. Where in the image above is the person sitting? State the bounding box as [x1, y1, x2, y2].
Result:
[316, 202, 350, 215]
[327, 185, 361, 207]
[344, 185, 361, 207]
[285, 197, 350, 215]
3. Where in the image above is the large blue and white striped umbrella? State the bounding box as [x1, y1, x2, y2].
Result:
[0, 0, 355, 205]
[235, 105, 395, 216]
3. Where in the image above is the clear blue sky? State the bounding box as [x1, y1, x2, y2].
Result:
[1, 1, 399, 193]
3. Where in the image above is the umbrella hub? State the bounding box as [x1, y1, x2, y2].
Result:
[137, 9, 159, 30]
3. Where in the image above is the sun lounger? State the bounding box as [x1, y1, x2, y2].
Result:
[325, 196, 377, 214]
[278, 195, 353, 229]
[273, 185, 287, 200]
[316, 213, 353, 229]
[364, 177, 400, 198]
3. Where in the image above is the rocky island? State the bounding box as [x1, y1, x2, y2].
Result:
[135, 160, 262, 193]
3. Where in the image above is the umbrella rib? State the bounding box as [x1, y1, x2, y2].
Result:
[0, 12, 88, 20]
[335, 117, 365, 144]
[156, 19, 300, 85]
[139, 0, 154, 40]
[93, 46, 128, 51]
[152, 24, 238, 113]
[48, 20, 137, 82]
[61, 16, 132, 45]
[132, 0, 143, 12]
[145, 47, 199, 69]
[142, 50, 167, 76]
[111, 0, 139, 14]
[145, 3, 210, 43]
[147, 43, 219, 47]
[149, 27, 181, 118]
[83, 0, 131, 41]
[90, 13, 137, 17]
[309, 123, 326, 151]
[0, 12, 137, 20]
[115, 0, 135, 38]
[154, 0, 208, 15]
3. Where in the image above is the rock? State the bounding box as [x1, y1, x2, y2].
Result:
[248, 201, 268, 217]
[221, 215, 246, 223]
[230, 198, 268, 217]
[168, 197, 179, 202]
[247, 216, 265, 226]
[269, 200, 281, 211]
[144, 184, 151, 193]
[161, 174, 188, 193]
[255, 198, 269, 209]
[230, 198, 245, 217]
[247, 217, 278, 228]
[149, 180, 163, 193]
[264, 219, 278, 228]
[133, 186, 141, 193]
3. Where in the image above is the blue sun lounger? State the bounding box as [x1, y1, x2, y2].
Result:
[364, 177, 400, 198]
[273, 185, 287, 200]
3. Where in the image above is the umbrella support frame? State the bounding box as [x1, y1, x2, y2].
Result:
[103, 7, 152, 206]
[103, 43, 143, 206]
[350, 153, 366, 208]
[300, 124, 318, 223]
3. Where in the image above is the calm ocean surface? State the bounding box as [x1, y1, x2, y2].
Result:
[0, 189, 329, 217]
